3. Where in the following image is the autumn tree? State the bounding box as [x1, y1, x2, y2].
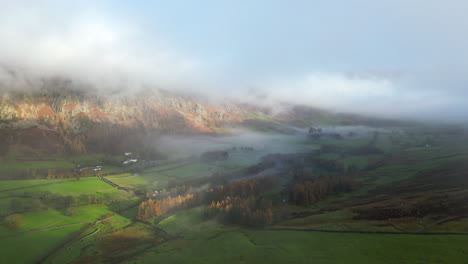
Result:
[289, 175, 354, 206]
[136, 193, 199, 221]
[4, 214, 24, 229]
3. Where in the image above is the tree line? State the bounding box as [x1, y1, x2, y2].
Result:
[136, 193, 200, 221]
[204, 196, 274, 227]
[208, 175, 279, 201]
[203, 175, 279, 227]
[289, 175, 354, 206]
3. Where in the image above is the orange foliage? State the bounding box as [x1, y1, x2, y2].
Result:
[136, 193, 197, 221]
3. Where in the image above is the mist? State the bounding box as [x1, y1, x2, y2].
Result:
[156, 132, 314, 160]
[1, 1, 468, 122]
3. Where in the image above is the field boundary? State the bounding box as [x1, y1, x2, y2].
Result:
[253, 228, 468, 236]
[0, 179, 83, 193]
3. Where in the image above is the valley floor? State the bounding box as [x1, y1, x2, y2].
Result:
[1, 124, 468, 263]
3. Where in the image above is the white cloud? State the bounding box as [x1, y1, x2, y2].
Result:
[0, 2, 205, 91]
[258, 72, 463, 121]
[0, 1, 467, 122]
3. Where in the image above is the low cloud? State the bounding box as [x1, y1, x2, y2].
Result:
[1, 1, 468, 122]
[255, 72, 465, 121]
[0, 1, 207, 92]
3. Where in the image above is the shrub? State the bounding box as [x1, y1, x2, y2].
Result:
[4, 214, 24, 229]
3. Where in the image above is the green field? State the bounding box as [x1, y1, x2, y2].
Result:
[3, 178, 114, 196]
[0, 224, 86, 264]
[0, 178, 77, 191]
[1, 125, 468, 263]
[131, 222, 468, 264]
[157, 206, 205, 235]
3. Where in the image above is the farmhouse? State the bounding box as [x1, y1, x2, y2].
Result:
[123, 159, 138, 165]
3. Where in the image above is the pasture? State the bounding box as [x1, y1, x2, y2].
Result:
[1, 125, 468, 263]
[131, 222, 468, 264]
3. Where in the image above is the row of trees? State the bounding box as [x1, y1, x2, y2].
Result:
[136, 193, 199, 221]
[204, 196, 274, 227]
[0, 168, 80, 181]
[47, 168, 89, 180]
[208, 175, 279, 201]
[203, 176, 280, 227]
[289, 175, 354, 206]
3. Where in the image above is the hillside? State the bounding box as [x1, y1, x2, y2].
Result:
[0, 77, 332, 156]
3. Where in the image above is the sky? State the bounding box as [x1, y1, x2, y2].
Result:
[0, 0, 467, 121]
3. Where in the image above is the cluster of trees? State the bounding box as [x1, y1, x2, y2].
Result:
[73, 191, 133, 207]
[136, 193, 199, 221]
[10, 192, 74, 213]
[203, 176, 279, 227]
[0, 168, 75, 180]
[47, 168, 83, 180]
[204, 196, 274, 227]
[56, 116, 87, 154]
[208, 175, 279, 201]
[289, 175, 354, 206]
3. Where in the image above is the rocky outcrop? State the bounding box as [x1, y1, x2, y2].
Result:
[0, 88, 252, 134]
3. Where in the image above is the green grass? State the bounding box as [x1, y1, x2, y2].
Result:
[0, 197, 25, 215]
[49, 226, 100, 264]
[68, 204, 117, 222]
[141, 162, 218, 188]
[0, 178, 77, 191]
[157, 206, 204, 235]
[15, 178, 114, 196]
[105, 173, 133, 178]
[0, 209, 64, 237]
[130, 224, 468, 264]
[110, 176, 149, 188]
[2, 127, 468, 263]
[278, 209, 356, 227]
[342, 155, 379, 169]
[318, 152, 382, 170]
[0, 224, 86, 264]
[315, 137, 369, 149]
[0, 204, 119, 237]
[99, 165, 122, 175]
[158, 162, 217, 179]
